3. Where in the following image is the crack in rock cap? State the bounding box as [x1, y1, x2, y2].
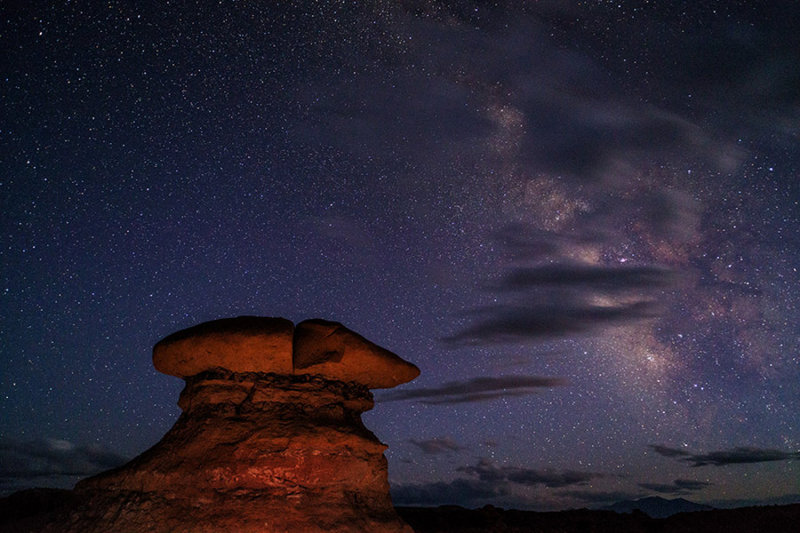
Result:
[153, 316, 420, 389]
[293, 318, 420, 389]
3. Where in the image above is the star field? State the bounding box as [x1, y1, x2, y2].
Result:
[2, 1, 799, 510]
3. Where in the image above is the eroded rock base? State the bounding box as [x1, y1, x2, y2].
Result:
[48, 372, 412, 533]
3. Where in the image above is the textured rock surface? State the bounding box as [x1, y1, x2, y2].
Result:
[153, 316, 295, 377]
[37, 316, 417, 533]
[294, 319, 421, 388]
[152, 315, 420, 388]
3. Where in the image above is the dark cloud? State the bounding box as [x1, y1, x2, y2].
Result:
[392, 457, 605, 507]
[458, 458, 603, 489]
[490, 264, 675, 292]
[378, 375, 566, 404]
[391, 478, 507, 507]
[649, 445, 692, 458]
[440, 11, 729, 180]
[300, 2, 734, 185]
[0, 438, 128, 481]
[650, 444, 800, 467]
[408, 390, 533, 405]
[634, 189, 703, 241]
[491, 224, 567, 261]
[685, 448, 800, 468]
[443, 301, 659, 346]
[409, 437, 465, 455]
[639, 479, 712, 495]
[504, 469, 598, 489]
[674, 479, 713, 492]
[514, 97, 720, 181]
[443, 223, 679, 346]
[558, 489, 644, 505]
[456, 458, 506, 483]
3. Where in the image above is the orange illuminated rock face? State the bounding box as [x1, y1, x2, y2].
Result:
[151, 316, 420, 388]
[293, 318, 421, 388]
[47, 317, 418, 533]
[152, 316, 295, 377]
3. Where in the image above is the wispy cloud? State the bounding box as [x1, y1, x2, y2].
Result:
[686, 448, 800, 467]
[444, 301, 659, 346]
[558, 489, 643, 504]
[459, 458, 604, 488]
[391, 478, 507, 507]
[409, 437, 466, 455]
[442, 222, 681, 347]
[648, 445, 692, 458]
[649, 444, 800, 467]
[639, 478, 712, 494]
[489, 264, 675, 292]
[391, 457, 605, 507]
[0, 438, 128, 492]
[379, 375, 566, 404]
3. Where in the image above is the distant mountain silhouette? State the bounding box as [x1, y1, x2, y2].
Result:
[604, 496, 714, 518]
[6, 491, 800, 533]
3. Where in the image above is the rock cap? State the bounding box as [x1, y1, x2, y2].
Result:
[153, 316, 420, 389]
[293, 318, 420, 389]
[153, 316, 294, 377]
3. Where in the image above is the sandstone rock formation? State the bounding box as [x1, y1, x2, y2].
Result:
[44, 316, 419, 533]
[293, 319, 421, 388]
[152, 316, 295, 377]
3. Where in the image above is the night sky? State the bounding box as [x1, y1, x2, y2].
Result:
[2, 1, 799, 511]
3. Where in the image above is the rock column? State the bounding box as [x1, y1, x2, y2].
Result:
[51, 316, 419, 533]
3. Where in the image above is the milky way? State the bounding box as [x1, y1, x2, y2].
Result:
[2, 1, 799, 510]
